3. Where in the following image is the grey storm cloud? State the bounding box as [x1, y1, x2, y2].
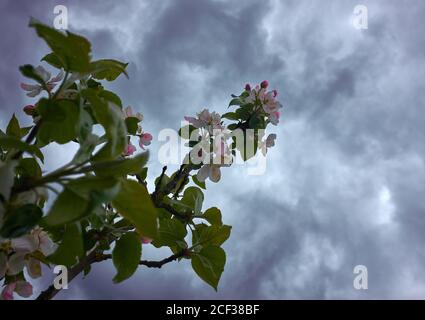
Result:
[1, 0, 425, 299]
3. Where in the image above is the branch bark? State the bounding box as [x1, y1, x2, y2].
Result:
[36, 249, 188, 300]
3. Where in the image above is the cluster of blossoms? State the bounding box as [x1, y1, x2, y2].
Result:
[183, 81, 282, 183]
[185, 109, 233, 182]
[0, 228, 56, 300]
[122, 106, 153, 156]
[244, 80, 282, 125]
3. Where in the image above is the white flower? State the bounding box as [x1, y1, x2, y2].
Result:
[0, 281, 33, 300]
[123, 106, 143, 121]
[11, 227, 56, 256]
[20, 66, 64, 97]
[184, 109, 223, 133]
[197, 164, 222, 183]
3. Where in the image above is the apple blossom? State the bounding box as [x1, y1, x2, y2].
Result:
[11, 227, 56, 256]
[184, 109, 222, 133]
[197, 163, 222, 183]
[123, 105, 143, 121]
[0, 281, 33, 300]
[20, 66, 64, 97]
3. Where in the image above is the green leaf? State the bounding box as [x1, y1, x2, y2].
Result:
[19, 64, 46, 86]
[202, 207, 222, 226]
[6, 114, 21, 138]
[227, 123, 239, 131]
[43, 177, 121, 227]
[125, 117, 139, 135]
[221, 112, 239, 121]
[192, 175, 206, 190]
[16, 157, 42, 178]
[71, 133, 98, 165]
[78, 107, 94, 142]
[235, 106, 251, 121]
[94, 151, 149, 177]
[42, 188, 87, 227]
[181, 186, 204, 215]
[37, 99, 80, 145]
[193, 224, 231, 247]
[30, 19, 91, 72]
[0, 160, 17, 204]
[112, 179, 158, 239]
[191, 246, 226, 291]
[153, 218, 187, 249]
[138, 167, 148, 181]
[90, 59, 129, 81]
[41, 52, 63, 69]
[20, 126, 33, 138]
[48, 223, 84, 267]
[0, 204, 43, 238]
[228, 98, 242, 107]
[82, 89, 127, 160]
[112, 232, 141, 283]
[98, 90, 123, 108]
[0, 136, 44, 162]
[87, 78, 102, 89]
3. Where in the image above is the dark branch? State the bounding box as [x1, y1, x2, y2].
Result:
[100, 249, 187, 269]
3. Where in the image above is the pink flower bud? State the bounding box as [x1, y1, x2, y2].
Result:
[23, 105, 36, 116]
[141, 236, 152, 244]
[272, 89, 278, 97]
[245, 83, 251, 91]
[260, 80, 269, 89]
[139, 133, 153, 149]
[124, 143, 137, 156]
[1, 283, 16, 300]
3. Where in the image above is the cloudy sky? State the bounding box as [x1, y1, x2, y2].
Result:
[1, 0, 425, 299]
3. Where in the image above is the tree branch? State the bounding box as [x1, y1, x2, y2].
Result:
[100, 249, 187, 269]
[36, 249, 187, 300]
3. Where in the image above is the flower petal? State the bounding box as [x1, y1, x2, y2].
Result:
[26, 258, 42, 279]
[124, 106, 133, 118]
[1, 283, 16, 300]
[197, 164, 210, 182]
[20, 83, 40, 91]
[7, 253, 26, 275]
[14, 281, 33, 298]
[11, 235, 38, 253]
[209, 165, 221, 183]
[35, 65, 51, 82]
[26, 88, 43, 98]
[50, 69, 64, 83]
